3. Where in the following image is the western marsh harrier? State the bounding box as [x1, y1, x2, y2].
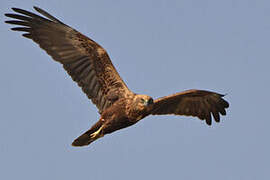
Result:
[5, 7, 229, 147]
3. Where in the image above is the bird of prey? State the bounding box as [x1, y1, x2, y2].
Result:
[5, 7, 229, 147]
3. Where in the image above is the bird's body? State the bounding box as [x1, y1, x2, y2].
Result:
[5, 7, 229, 147]
[73, 93, 154, 146]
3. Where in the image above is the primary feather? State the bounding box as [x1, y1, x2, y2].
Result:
[5, 7, 130, 114]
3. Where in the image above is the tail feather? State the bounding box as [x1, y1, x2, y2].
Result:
[72, 131, 97, 147]
[72, 123, 104, 147]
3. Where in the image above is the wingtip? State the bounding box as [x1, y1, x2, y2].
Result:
[33, 6, 41, 11]
[206, 118, 212, 126]
[4, 20, 10, 24]
[4, 13, 15, 18]
[11, 7, 22, 12]
[33, 6, 44, 15]
[22, 33, 32, 39]
[10, 27, 22, 31]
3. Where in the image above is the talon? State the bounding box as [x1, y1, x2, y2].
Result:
[90, 125, 104, 139]
[90, 131, 99, 139]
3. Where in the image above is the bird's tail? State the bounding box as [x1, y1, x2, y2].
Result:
[72, 122, 104, 147]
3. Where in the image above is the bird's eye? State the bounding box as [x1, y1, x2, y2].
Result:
[140, 98, 145, 103]
[148, 98, 154, 105]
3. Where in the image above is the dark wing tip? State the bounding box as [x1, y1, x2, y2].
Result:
[33, 6, 40, 10]
[216, 92, 229, 108]
[33, 6, 45, 14]
[33, 6, 64, 24]
[205, 92, 229, 125]
[11, 7, 29, 14]
[206, 117, 212, 126]
[4, 13, 15, 18]
[11, 7, 20, 11]
[224, 100, 229, 108]
[212, 111, 220, 123]
[10, 27, 30, 31]
[220, 97, 229, 109]
[220, 93, 229, 107]
[22, 33, 32, 39]
[4, 20, 12, 24]
[33, 6, 44, 13]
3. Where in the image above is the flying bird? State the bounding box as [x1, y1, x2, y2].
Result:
[5, 7, 229, 147]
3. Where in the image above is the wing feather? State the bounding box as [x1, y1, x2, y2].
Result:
[151, 89, 229, 125]
[5, 7, 131, 113]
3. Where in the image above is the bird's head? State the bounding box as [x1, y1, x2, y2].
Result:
[133, 94, 154, 112]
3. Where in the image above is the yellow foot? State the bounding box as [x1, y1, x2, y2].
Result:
[90, 125, 104, 139]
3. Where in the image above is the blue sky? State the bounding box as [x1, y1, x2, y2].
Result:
[1, 0, 269, 179]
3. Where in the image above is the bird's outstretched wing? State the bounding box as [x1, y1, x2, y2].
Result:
[5, 7, 131, 113]
[150, 89, 229, 125]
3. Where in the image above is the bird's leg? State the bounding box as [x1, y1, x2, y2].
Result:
[90, 125, 104, 139]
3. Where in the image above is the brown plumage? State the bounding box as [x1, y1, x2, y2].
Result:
[5, 7, 229, 147]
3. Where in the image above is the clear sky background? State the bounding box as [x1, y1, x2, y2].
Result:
[1, 0, 269, 179]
